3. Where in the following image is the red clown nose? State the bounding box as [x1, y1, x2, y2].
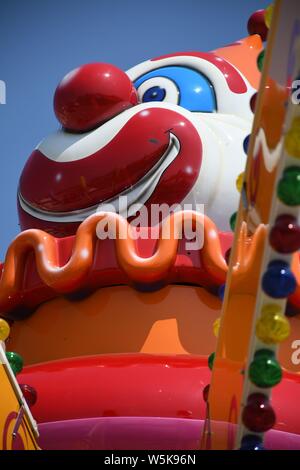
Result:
[54, 63, 138, 132]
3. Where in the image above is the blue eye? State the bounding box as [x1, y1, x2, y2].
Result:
[142, 86, 166, 102]
[134, 66, 217, 113]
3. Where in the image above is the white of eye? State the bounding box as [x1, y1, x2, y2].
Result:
[137, 77, 179, 104]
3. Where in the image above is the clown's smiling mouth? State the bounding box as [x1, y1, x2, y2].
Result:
[18, 132, 180, 223]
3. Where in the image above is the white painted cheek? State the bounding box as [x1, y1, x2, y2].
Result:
[182, 113, 250, 231]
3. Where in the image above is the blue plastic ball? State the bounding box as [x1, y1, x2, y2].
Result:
[262, 260, 297, 298]
[218, 284, 226, 301]
[240, 434, 265, 450]
[243, 135, 251, 154]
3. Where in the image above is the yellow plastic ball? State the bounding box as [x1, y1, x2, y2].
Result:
[0, 319, 10, 342]
[261, 304, 282, 316]
[264, 4, 274, 29]
[256, 304, 290, 344]
[284, 117, 300, 159]
[236, 172, 244, 193]
[213, 317, 221, 338]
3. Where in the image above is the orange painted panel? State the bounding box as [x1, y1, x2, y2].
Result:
[8, 285, 221, 365]
[0, 365, 38, 450]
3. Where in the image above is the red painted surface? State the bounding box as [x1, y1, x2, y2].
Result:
[18, 354, 210, 423]
[18, 353, 300, 437]
[19, 107, 202, 234]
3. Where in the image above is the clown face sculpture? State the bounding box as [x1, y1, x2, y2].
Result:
[4, 14, 300, 451]
[18, 35, 262, 236]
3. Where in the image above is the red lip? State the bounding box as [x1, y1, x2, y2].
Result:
[19, 107, 202, 215]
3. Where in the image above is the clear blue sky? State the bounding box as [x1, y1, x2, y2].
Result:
[0, 0, 267, 259]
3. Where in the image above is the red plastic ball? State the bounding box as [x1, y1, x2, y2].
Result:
[269, 215, 300, 254]
[250, 92, 258, 113]
[242, 393, 276, 432]
[54, 63, 138, 132]
[247, 10, 269, 41]
[224, 248, 232, 265]
[202, 384, 210, 402]
[19, 383, 37, 407]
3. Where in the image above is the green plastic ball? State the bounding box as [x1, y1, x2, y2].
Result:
[230, 212, 237, 232]
[249, 349, 282, 388]
[6, 351, 24, 375]
[208, 352, 215, 371]
[277, 166, 300, 206]
[257, 50, 265, 72]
